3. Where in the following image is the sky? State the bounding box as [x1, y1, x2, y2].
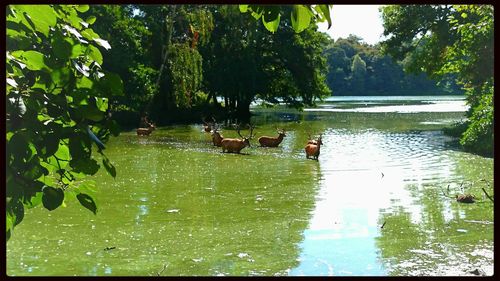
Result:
[318, 5, 385, 45]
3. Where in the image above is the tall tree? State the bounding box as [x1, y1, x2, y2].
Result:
[350, 54, 367, 94]
[381, 5, 493, 155]
[200, 5, 331, 120]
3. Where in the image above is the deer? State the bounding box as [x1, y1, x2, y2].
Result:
[258, 128, 286, 147]
[137, 122, 156, 136]
[221, 124, 255, 154]
[305, 134, 323, 160]
[202, 117, 216, 133]
[211, 122, 224, 147]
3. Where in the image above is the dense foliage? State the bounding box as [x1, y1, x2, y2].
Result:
[6, 5, 122, 240]
[88, 5, 213, 125]
[88, 5, 331, 123]
[381, 5, 493, 156]
[200, 6, 331, 119]
[323, 35, 463, 96]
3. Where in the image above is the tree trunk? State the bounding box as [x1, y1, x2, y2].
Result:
[235, 98, 251, 122]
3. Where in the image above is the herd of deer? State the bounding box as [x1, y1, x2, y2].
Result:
[135, 118, 323, 160]
[203, 118, 323, 160]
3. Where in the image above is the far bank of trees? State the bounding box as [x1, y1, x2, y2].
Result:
[323, 34, 463, 96]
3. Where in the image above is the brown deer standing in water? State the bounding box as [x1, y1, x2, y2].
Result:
[221, 124, 255, 154]
[137, 123, 156, 136]
[211, 122, 224, 147]
[258, 129, 286, 147]
[305, 134, 323, 160]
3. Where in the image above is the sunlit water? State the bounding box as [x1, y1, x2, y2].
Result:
[7, 96, 493, 276]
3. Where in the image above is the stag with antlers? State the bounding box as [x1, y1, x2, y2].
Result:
[221, 124, 255, 154]
[258, 128, 286, 147]
[202, 117, 216, 133]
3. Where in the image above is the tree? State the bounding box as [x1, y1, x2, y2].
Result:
[132, 5, 213, 123]
[88, 5, 156, 116]
[322, 35, 458, 96]
[381, 5, 493, 156]
[350, 54, 367, 94]
[200, 5, 331, 119]
[6, 4, 123, 240]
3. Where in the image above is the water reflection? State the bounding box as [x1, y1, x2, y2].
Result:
[6, 96, 492, 276]
[285, 99, 492, 276]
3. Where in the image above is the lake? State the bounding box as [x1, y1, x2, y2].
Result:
[6, 96, 494, 276]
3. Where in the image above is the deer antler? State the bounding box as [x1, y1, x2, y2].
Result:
[248, 124, 256, 139]
[236, 124, 244, 139]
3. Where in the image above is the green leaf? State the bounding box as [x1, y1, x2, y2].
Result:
[79, 105, 105, 122]
[13, 5, 56, 37]
[23, 160, 48, 180]
[262, 8, 281, 33]
[68, 135, 91, 159]
[239, 5, 249, 13]
[40, 133, 61, 158]
[77, 193, 97, 215]
[75, 5, 89, 13]
[51, 33, 73, 60]
[96, 72, 124, 96]
[291, 5, 312, 33]
[86, 16, 96, 25]
[88, 45, 103, 65]
[71, 44, 84, 58]
[50, 68, 70, 90]
[76, 76, 94, 89]
[103, 157, 116, 178]
[69, 158, 100, 175]
[11, 50, 47, 71]
[8, 132, 31, 162]
[23, 191, 43, 209]
[318, 5, 332, 28]
[96, 97, 108, 112]
[54, 141, 70, 163]
[7, 212, 14, 234]
[42, 186, 64, 211]
[81, 29, 100, 41]
[7, 199, 25, 227]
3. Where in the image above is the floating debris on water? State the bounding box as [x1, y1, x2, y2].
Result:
[237, 253, 249, 258]
[165, 209, 180, 213]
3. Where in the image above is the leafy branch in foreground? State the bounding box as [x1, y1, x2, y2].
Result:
[6, 4, 123, 241]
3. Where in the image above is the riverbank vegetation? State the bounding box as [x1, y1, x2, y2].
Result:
[380, 5, 493, 156]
